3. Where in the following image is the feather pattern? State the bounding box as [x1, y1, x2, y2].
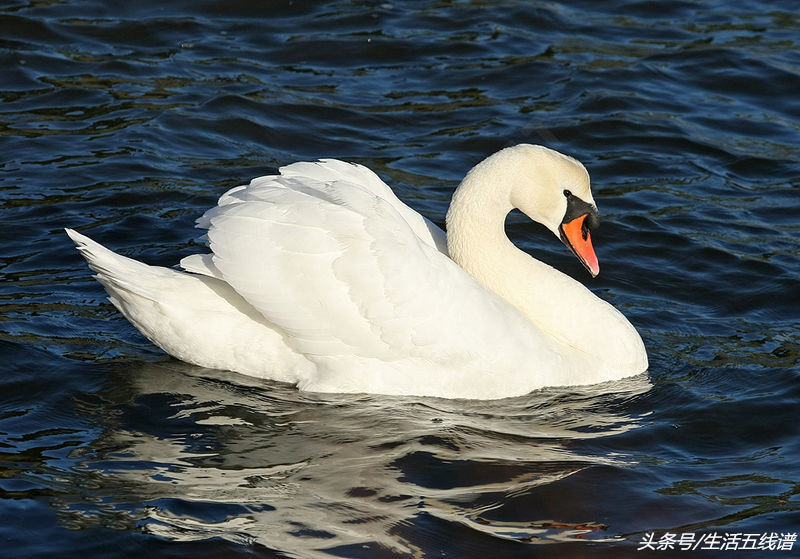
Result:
[68, 146, 648, 399]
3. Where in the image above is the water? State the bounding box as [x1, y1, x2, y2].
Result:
[1, 1, 798, 557]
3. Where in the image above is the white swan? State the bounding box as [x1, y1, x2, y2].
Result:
[67, 144, 647, 399]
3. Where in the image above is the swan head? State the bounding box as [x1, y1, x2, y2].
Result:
[499, 144, 601, 277]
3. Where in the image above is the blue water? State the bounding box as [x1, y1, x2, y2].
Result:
[1, 1, 799, 557]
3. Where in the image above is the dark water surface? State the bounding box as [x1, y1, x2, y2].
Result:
[2, 1, 799, 557]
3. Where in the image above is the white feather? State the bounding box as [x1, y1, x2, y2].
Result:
[67, 145, 648, 399]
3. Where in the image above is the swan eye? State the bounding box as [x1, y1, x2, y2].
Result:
[563, 189, 573, 198]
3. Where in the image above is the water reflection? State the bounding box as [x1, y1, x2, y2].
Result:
[62, 361, 650, 555]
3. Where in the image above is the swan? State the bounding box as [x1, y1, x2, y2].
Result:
[66, 144, 647, 399]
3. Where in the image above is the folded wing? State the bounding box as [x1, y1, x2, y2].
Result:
[184, 160, 547, 373]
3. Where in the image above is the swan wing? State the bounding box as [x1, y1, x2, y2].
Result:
[180, 160, 447, 277]
[280, 159, 448, 254]
[222, 160, 447, 252]
[192, 168, 547, 395]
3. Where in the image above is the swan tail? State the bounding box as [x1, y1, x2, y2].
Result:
[65, 228, 314, 381]
[65, 228, 177, 303]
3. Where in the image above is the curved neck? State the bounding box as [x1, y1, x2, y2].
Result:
[446, 162, 515, 288]
[445, 163, 636, 361]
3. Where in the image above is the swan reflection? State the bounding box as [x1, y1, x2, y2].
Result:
[69, 361, 650, 555]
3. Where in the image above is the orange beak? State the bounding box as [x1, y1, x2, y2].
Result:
[559, 214, 600, 277]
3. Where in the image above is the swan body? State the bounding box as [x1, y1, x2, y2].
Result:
[67, 144, 647, 399]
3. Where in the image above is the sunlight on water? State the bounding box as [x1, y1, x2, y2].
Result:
[56, 363, 653, 556]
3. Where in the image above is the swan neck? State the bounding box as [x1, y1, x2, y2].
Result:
[445, 159, 594, 348]
[444, 145, 648, 376]
[446, 164, 517, 286]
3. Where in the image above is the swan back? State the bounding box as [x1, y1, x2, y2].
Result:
[178, 161, 581, 397]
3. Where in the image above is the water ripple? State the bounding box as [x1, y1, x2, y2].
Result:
[1, 1, 799, 557]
